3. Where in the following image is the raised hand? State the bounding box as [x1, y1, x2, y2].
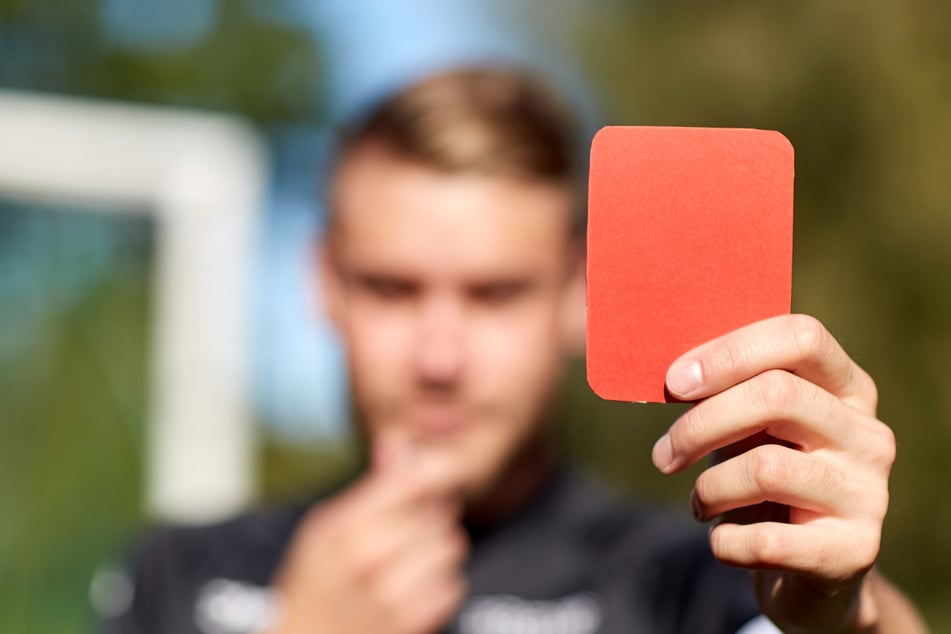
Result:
[654, 314, 926, 632]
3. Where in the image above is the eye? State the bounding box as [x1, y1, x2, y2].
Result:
[469, 280, 530, 305]
[357, 275, 418, 301]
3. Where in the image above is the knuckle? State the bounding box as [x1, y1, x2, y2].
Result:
[862, 494, 890, 529]
[857, 369, 880, 411]
[873, 421, 897, 470]
[750, 445, 793, 493]
[855, 417, 897, 475]
[858, 474, 891, 522]
[752, 369, 802, 414]
[789, 313, 828, 359]
[876, 488, 891, 521]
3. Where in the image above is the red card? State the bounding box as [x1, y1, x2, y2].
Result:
[586, 126, 794, 403]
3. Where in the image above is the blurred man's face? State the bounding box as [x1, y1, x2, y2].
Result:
[323, 144, 583, 499]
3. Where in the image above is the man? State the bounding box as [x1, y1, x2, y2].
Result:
[101, 68, 927, 633]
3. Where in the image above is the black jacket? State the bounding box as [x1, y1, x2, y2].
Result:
[96, 469, 760, 634]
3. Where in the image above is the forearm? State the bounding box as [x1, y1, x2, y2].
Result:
[755, 567, 928, 634]
[858, 569, 929, 634]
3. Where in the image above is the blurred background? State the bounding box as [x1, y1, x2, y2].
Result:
[1, 0, 950, 631]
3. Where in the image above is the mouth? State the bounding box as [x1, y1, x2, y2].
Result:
[410, 403, 469, 436]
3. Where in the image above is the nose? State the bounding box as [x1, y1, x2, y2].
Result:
[415, 293, 465, 387]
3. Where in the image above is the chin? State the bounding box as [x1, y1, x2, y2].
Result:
[419, 439, 494, 491]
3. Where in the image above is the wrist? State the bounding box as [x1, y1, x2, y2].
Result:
[755, 569, 872, 634]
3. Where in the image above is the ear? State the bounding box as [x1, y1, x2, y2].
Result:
[559, 240, 586, 355]
[315, 231, 344, 331]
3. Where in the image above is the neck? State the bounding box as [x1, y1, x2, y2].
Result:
[463, 438, 555, 527]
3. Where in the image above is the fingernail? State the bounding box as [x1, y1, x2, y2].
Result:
[667, 359, 703, 397]
[652, 433, 674, 473]
[689, 489, 704, 522]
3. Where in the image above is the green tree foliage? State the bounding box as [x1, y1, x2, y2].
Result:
[0, 0, 322, 122]
[0, 206, 153, 633]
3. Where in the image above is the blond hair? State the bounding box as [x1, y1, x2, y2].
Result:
[333, 67, 583, 232]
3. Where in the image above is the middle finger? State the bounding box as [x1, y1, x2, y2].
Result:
[655, 369, 865, 474]
[691, 444, 848, 522]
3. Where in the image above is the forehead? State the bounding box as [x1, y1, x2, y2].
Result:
[330, 146, 574, 276]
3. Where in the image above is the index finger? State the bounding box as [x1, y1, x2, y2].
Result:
[371, 431, 467, 505]
[665, 314, 878, 414]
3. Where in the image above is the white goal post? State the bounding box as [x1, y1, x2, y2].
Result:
[0, 89, 267, 523]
